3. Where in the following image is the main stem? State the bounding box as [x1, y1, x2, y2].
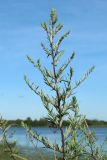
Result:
[60, 128, 65, 160]
[51, 26, 65, 160]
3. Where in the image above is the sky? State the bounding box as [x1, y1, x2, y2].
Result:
[0, 0, 107, 120]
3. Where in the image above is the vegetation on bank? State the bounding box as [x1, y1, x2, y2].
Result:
[0, 145, 57, 160]
[7, 118, 107, 127]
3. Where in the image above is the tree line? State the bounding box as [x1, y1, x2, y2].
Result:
[7, 117, 107, 127]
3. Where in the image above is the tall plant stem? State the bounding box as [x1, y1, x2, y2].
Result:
[51, 27, 65, 160]
[60, 128, 65, 160]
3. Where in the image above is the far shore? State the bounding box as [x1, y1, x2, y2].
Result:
[6, 118, 107, 128]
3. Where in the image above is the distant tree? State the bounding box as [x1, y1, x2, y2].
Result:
[26, 117, 32, 121]
[24, 117, 32, 126]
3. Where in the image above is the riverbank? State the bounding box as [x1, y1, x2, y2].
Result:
[0, 145, 58, 160]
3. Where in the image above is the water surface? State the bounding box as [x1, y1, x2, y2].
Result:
[2, 127, 106, 148]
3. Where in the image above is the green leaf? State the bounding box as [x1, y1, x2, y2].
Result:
[55, 31, 70, 51]
[35, 59, 41, 68]
[27, 55, 34, 64]
[41, 42, 51, 57]
[54, 50, 64, 65]
[55, 23, 63, 34]
[73, 66, 95, 90]
[56, 52, 75, 79]
[41, 22, 50, 34]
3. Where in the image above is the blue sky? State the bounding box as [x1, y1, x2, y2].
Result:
[0, 0, 107, 120]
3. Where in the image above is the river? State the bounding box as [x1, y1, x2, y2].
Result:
[3, 127, 107, 148]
